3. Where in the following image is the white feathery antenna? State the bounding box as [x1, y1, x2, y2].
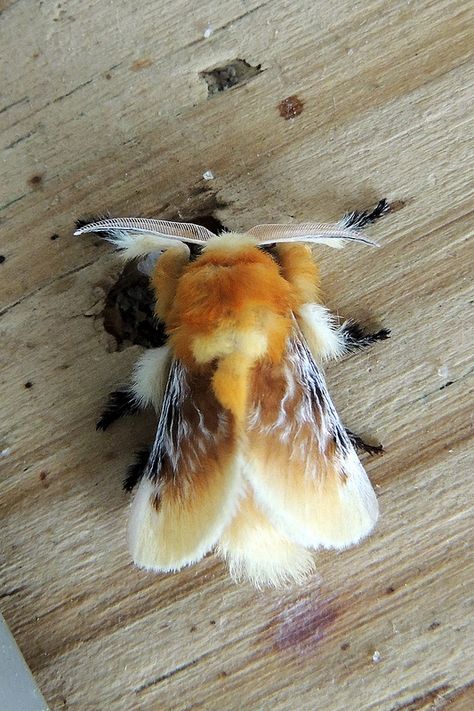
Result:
[73, 217, 217, 244]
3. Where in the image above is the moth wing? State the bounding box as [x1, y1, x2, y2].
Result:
[245, 330, 378, 550]
[128, 360, 241, 572]
[217, 489, 315, 587]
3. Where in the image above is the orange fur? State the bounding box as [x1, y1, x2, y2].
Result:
[152, 247, 190, 322]
[274, 244, 321, 305]
[152, 240, 298, 415]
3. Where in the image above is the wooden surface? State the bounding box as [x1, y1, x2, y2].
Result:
[1, 1, 473, 709]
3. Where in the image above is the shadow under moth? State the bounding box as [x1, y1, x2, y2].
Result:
[75, 200, 390, 587]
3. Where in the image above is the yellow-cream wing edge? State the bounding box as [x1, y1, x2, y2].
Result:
[128, 359, 242, 572]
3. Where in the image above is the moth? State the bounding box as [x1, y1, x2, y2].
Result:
[75, 200, 390, 587]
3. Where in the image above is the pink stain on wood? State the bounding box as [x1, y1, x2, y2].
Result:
[272, 596, 339, 654]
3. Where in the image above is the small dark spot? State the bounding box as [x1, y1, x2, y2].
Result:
[428, 621, 441, 630]
[131, 58, 153, 72]
[24, 381, 33, 389]
[340, 642, 350, 651]
[278, 95, 304, 120]
[105, 73, 112, 80]
[39, 471, 50, 488]
[439, 381, 453, 390]
[28, 174, 44, 189]
[50, 233, 60, 241]
[200, 59, 262, 96]
[210, 620, 216, 626]
[0, 255, 5, 264]
[32, 52, 40, 59]
[190, 625, 197, 632]
[385, 585, 396, 594]
[217, 671, 228, 679]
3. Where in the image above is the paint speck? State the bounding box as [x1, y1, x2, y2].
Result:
[372, 650, 381, 663]
[1, 448, 11, 458]
[437, 365, 449, 379]
[203, 24, 213, 38]
[278, 95, 304, 120]
[131, 58, 153, 72]
[202, 170, 214, 180]
[24, 381, 33, 389]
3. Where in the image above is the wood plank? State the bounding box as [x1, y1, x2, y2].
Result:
[1, 0, 473, 709]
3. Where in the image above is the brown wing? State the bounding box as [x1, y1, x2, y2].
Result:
[127, 360, 242, 572]
[245, 330, 379, 550]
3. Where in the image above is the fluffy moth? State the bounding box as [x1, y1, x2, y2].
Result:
[75, 200, 390, 587]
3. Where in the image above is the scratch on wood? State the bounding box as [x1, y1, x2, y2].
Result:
[5, 130, 35, 149]
[391, 685, 452, 711]
[0, 193, 27, 212]
[0, 95, 29, 114]
[0, 586, 26, 600]
[52, 78, 94, 104]
[135, 652, 212, 694]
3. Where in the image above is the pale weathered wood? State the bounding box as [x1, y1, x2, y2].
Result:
[1, 0, 473, 709]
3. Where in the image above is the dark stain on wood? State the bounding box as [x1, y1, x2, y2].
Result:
[28, 174, 44, 189]
[39, 471, 50, 488]
[389, 199, 410, 213]
[278, 95, 305, 120]
[102, 262, 166, 351]
[100, 191, 229, 350]
[200, 59, 262, 96]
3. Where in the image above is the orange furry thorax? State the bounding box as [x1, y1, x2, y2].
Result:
[150, 237, 321, 420]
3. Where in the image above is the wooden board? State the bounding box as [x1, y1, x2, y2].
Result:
[1, 0, 473, 709]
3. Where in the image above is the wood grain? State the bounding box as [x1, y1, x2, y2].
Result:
[1, 0, 473, 709]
